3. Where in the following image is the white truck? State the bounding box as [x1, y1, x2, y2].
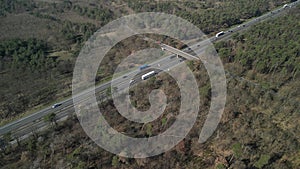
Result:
[215, 31, 225, 38]
[141, 71, 156, 80]
[283, 4, 289, 8]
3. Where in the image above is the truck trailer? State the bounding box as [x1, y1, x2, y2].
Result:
[215, 31, 225, 38]
[141, 71, 156, 80]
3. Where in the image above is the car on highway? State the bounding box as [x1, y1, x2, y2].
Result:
[139, 64, 149, 70]
[52, 103, 62, 109]
[170, 55, 176, 59]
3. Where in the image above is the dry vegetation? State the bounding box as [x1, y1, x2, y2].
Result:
[0, 0, 299, 169]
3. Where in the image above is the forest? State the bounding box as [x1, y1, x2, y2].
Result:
[0, 0, 299, 168]
[0, 0, 293, 125]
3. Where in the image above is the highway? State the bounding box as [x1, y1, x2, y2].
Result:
[0, 1, 299, 142]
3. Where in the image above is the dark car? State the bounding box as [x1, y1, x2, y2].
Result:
[52, 103, 62, 109]
[170, 55, 176, 59]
